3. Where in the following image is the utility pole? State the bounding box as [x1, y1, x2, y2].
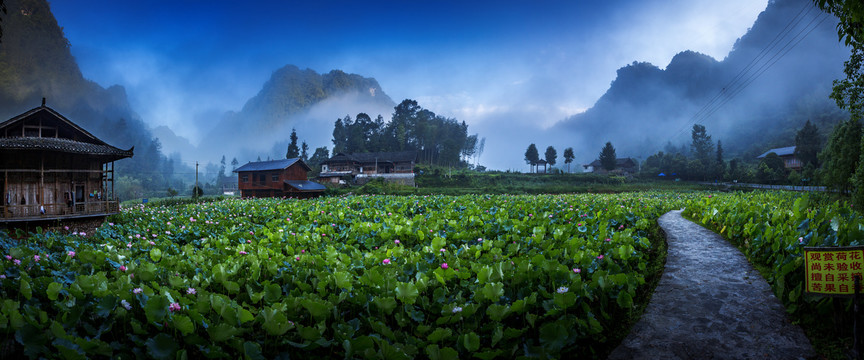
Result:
[195, 161, 199, 197]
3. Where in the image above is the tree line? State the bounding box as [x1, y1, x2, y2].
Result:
[332, 99, 483, 167]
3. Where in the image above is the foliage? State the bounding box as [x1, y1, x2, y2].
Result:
[795, 120, 822, 167]
[0, 193, 696, 358]
[192, 185, 204, 198]
[757, 153, 786, 184]
[524, 144, 539, 172]
[814, 0, 864, 122]
[690, 124, 714, 180]
[544, 146, 557, 167]
[599, 142, 617, 171]
[563, 148, 575, 173]
[820, 119, 862, 192]
[331, 100, 479, 167]
[684, 191, 864, 356]
[286, 128, 300, 159]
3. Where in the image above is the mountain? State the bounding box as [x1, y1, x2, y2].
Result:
[552, 0, 849, 162]
[196, 65, 396, 163]
[0, 0, 178, 194]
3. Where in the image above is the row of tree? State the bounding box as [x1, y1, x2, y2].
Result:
[523, 144, 576, 173]
[332, 99, 483, 167]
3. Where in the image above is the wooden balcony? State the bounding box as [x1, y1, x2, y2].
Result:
[0, 200, 120, 222]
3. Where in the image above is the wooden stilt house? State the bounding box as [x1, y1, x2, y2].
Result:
[0, 100, 133, 222]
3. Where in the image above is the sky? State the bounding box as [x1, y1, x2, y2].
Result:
[49, 0, 769, 170]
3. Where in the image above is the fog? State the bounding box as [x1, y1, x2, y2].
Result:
[50, 0, 774, 171]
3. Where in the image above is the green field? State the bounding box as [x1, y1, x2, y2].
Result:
[0, 190, 857, 358]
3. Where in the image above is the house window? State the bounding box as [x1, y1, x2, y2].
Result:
[242, 175, 249, 183]
[272, 174, 279, 182]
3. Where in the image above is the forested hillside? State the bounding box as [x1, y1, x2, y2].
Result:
[0, 0, 183, 197]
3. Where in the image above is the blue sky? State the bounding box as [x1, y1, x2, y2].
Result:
[50, 0, 768, 169]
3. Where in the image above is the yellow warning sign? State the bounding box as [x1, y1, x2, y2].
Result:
[804, 247, 864, 296]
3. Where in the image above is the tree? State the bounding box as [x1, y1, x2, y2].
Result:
[231, 157, 239, 171]
[599, 142, 617, 171]
[544, 146, 557, 168]
[308, 147, 330, 167]
[286, 128, 300, 158]
[714, 140, 725, 180]
[563, 147, 575, 173]
[795, 120, 822, 167]
[758, 152, 786, 184]
[217, 155, 227, 186]
[690, 124, 714, 180]
[814, 1, 864, 119]
[524, 144, 540, 173]
[820, 119, 862, 192]
[301, 141, 309, 161]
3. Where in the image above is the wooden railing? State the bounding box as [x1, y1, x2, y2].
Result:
[1, 200, 120, 220]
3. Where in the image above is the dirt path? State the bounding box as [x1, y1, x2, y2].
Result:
[608, 210, 814, 359]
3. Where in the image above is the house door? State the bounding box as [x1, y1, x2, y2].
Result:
[75, 185, 84, 203]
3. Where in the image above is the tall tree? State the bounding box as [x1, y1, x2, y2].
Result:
[524, 144, 540, 173]
[308, 147, 330, 166]
[544, 146, 557, 168]
[301, 141, 309, 161]
[795, 120, 822, 167]
[563, 147, 575, 173]
[286, 128, 300, 158]
[231, 157, 239, 171]
[690, 124, 714, 179]
[599, 142, 617, 171]
[332, 117, 347, 153]
[820, 119, 862, 192]
[218, 155, 227, 186]
[715, 140, 725, 180]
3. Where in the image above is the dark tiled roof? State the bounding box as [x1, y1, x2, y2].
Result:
[322, 151, 417, 164]
[285, 180, 326, 191]
[234, 158, 310, 172]
[0, 106, 107, 145]
[0, 137, 133, 160]
[757, 146, 796, 158]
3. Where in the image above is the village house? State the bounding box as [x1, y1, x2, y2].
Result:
[318, 151, 417, 186]
[0, 100, 133, 224]
[233, 158, 325, 198]
[582, 158, 639, 175]
[756, 146, 802, 170]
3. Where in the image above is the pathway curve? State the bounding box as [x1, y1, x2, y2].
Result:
[608, 210, 814, 359]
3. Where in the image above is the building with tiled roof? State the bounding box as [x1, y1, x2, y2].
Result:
[1, 99, 133, 222]
[233, 158, 325, 198]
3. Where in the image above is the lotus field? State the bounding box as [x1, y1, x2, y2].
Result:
[685, 191, 859, 318]
[0, 193, 699, 359]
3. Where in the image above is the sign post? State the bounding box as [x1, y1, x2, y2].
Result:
[804, 246, 863, 358]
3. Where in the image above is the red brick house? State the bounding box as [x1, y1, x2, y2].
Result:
[0, 101, 133, 223]
[234, 158, 325, 198]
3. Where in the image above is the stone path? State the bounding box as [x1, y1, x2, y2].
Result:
[608, 210, 814, 360]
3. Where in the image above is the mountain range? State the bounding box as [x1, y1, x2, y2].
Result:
[551, 0, 849, 162]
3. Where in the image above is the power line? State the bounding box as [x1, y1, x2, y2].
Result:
[666, 1, 827, 144]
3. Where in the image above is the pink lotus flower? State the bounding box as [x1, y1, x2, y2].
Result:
[0, 275, 6, 279]
[382, 258, 391, 265]
[441, 263, 449, 269]
[149, 241, 155, 245]
[168, 302, 181, 312]
[121, 299, 131, 310]
[239, 251, 248, 255]
[597, 255, 604, 260]
[64, 226, 69, 230]
[247, 240, 252, 243]
[127, 243, 133, 248]
[133, 288, 143, 294]
[13, 259, 20, 265]
[295, 256, 300, 261]
[119, 265, 127, 271]
[34, 255, 40, 262]
[573, 268, 581, 273]
[4, 255, 10, 260]
[394, 240, 401, 244]
[605, 238, 612, 242]
[187, 288, 196, 295]
[67, 251, 76, 257]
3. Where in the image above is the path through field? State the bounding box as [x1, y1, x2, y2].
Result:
[608, 210, 814, 359]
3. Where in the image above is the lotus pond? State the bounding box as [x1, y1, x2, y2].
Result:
[0, 193, 698, 359]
